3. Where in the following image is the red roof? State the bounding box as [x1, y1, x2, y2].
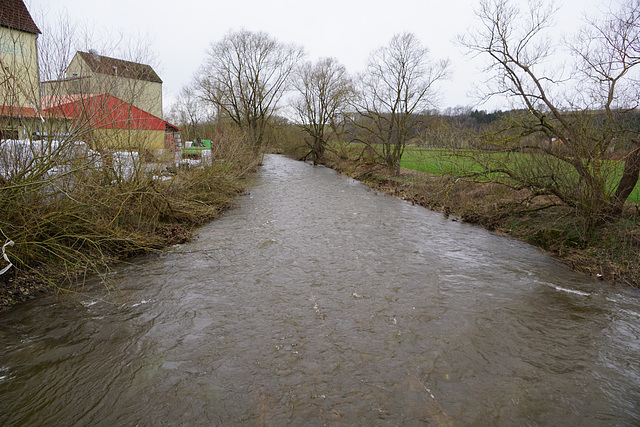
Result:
[0, 105, 39, 118]
[166, 122, 182, 132]
[0, 0, 41, 34]
[42, 94, 169, 131]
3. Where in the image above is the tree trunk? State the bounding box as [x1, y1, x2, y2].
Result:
[312, 136, 324, 165]
[610, 140, 640, 217]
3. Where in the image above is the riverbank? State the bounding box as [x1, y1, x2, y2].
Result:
[0, 147, 261, 309]
[312, 151, 640, 288]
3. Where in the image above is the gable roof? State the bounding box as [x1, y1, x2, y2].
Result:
[0, 0, 41, 34]
[74, 51, 163, 84]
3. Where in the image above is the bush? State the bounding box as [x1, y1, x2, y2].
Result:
[0, 135, 260, 303]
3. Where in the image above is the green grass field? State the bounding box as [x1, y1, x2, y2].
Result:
[400, 147, 640, 203]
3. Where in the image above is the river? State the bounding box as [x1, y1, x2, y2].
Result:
[1, 154, 639, 425]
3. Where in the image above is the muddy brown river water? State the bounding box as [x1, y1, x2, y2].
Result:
[1, 154, 639, 425]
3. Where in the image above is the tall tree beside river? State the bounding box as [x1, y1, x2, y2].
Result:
[292, 57, 353, 165]
[351, 32, 450, 175]
[194, 30, 305, 149]
[459, 0, 640, 230]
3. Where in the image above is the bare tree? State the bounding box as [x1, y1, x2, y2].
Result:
[573, 0, 640, 217]
[351, 32, 450, 174]
[293, 57, 352, 164]
[459, 0, 640, 228]
[194, 30, 304, 149]
[168, 85, 211, 142]
[36, 10, 77, 84]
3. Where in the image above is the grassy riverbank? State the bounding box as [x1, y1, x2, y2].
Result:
[277, 141, 640, 288]
[0, 140, 261, 308]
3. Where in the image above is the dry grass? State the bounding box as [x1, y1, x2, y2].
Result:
[0, 134, 261, 307]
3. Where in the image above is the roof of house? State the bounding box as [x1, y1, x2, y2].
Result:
[42, 93, 176, 131]
[73, 51, 163, 84]
[0, 0, 41, 34]
[0, 105, 39, 118]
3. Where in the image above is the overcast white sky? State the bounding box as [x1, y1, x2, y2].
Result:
[27, 0, 604, 113]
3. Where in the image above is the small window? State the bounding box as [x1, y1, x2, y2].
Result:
[0, 129, 19, 140]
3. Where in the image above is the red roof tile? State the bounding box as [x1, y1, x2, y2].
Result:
[0, 0, 41, 34]
[0, 105, 38, 118]
[42, 93, 174, 131]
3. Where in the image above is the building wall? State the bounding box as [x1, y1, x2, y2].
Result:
[0, 26, 40, 111]
[66, 55, 163, 119]
[90, 128, 165, 152]
[38, 115, 165, 152]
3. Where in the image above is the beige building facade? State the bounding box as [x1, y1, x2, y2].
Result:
[0, 0, 42, 139]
